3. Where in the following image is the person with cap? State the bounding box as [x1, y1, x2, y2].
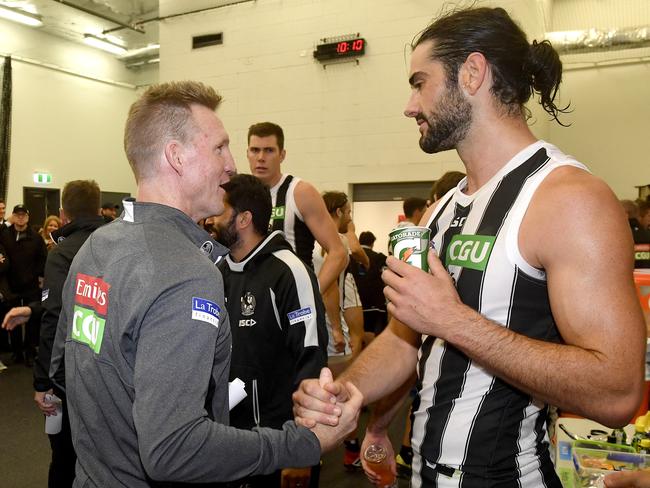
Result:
[100, 203, 119, 222]
[0, 204, 47, 366]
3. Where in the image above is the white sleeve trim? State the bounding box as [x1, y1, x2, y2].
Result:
[272, 249, 320, 348]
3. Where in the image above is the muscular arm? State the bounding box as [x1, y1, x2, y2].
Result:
[294, 181, 347, 292]
[322, 281, 345, 352]
[384, 168, 645, 427]
[346, 222, 370, 270]
[365, 372, 416, 433]
[292, 318, 420, 427]
[339, 319, 420, 405]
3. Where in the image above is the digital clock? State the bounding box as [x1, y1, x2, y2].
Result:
[314, 37, 366, 61]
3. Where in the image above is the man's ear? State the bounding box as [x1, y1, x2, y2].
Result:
[279, 148, 286, 164]
[164, 141, 184, 176]
[237, 210, 253, 230]
[459, 52, 488, 95]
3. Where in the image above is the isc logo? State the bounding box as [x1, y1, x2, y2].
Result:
[446, 235, 495, 271]
[238, 319, 257, 327]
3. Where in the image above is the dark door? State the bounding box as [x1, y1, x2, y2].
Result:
[23, 187, 61, 233]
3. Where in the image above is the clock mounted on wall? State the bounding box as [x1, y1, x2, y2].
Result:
[314, 34, 366, 62]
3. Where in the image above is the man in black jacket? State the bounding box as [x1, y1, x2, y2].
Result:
[0, 204, 47, 365]
[216, 174, 328, 488]
[2, 180, 104, 488]
[349, 231, 388, 337]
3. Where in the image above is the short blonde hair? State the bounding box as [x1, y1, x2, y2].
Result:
[124, 81, 222, 181]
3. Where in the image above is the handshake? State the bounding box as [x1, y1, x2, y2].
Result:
[292, 367, 363, 453]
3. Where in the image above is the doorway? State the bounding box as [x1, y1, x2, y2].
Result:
[351, 181, 433, 255]
[23, 187, 61, 233]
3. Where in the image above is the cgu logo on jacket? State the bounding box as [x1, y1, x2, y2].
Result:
[72, 273, 110, 354]
[445, 235, 495, 271]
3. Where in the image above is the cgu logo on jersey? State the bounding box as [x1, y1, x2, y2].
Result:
[271, 206, 285, 221]
[72, 273, 110, 354]
[446, 235, 495, 271]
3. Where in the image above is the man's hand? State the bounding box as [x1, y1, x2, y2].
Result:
[605, 470, 650, 487]
[331, 326, 346, 353]
[361, 429, 396, 486]
[310, 380, 363, 453]
[383, 249, 468, 338]
[2, 306, 32, 331]
[281, 467, 311, 488]
[293, 368, 347, 428]
[34, 389, 58, 416]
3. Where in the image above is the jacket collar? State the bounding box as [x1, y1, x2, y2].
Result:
[121, 198, 229, 264]
[51, 216, 105, 244]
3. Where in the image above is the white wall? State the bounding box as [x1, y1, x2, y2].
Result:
[550, 62, 650, 199]
[353, 200, 404, 256]
[0, 18, 149, 211]
[9, 61, 138, 205]
[546, 0, 650, 199]
[159, 0, 548, 194]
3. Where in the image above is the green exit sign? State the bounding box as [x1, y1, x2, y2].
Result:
[33, 172, 52, 184]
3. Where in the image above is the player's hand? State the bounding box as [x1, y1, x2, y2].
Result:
[2, 306, 32, 331]
[34, 389, 57, 416]
[310, 381, 363, 453]
[604, 470, 650, 487]
[331, 326, 346, 353]
[361, 429, 397, 486]
[383, 249, 468, 339]
[281, 467, 311, 488]
[293, 368, 347, 428]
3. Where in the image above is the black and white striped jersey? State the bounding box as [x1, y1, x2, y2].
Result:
[411, 141, 587, 488]
[269, 174, 316, 269]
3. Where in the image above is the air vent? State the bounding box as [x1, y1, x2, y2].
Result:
[192, 33, 223, 49]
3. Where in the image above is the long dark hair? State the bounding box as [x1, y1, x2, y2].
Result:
[413, 7, 570, 125]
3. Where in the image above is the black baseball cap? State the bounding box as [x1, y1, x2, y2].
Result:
[12, 204, 29, 214]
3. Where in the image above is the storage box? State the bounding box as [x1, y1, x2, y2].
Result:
[572, 446, 647, 487]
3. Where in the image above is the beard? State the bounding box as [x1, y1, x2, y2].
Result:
[418, 80, 472, 154]
[215, 213, 240, 250]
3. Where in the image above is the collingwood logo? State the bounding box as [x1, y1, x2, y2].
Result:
[241, 292, 256, 316]
[200, 241, 214, 255]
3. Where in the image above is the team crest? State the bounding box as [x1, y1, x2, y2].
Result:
[200, 241, 214, 255]
[241, 292, 256, 316]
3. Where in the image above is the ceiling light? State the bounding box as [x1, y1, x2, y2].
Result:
[83, 33, 127, 55]
[0, 5, 43, 27]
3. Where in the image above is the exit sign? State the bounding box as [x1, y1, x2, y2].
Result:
[33, 172, 52, 184]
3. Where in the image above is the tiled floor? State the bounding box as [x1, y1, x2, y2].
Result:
[0, 351, 410, 487]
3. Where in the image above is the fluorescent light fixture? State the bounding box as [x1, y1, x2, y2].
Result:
[0, 4, 43, 27]
[83, 33, 127, 55]
[119, 43, 160, 59]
